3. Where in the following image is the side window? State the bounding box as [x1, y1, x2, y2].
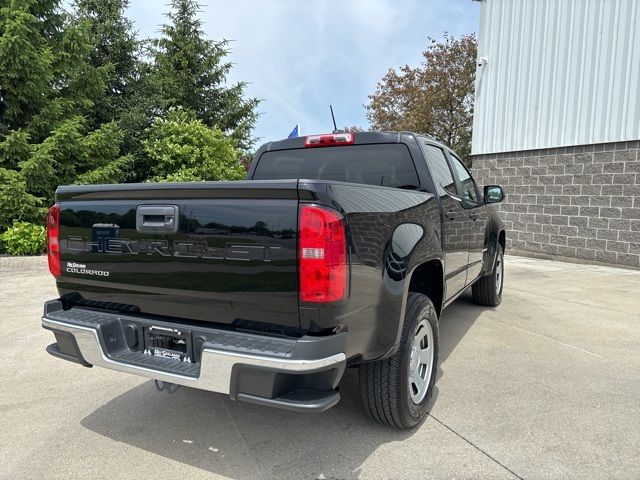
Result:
[423, 144, 456, 197]
[449, 154, 479, 203]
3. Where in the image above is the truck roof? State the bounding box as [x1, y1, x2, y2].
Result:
[258, 131, 448, 153]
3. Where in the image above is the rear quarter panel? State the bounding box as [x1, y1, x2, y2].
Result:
[299, 181, 443, 362]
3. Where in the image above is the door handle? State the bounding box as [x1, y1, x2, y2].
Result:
[469, 212, 479, 221]
[445, 210, 456, 221]
[136, 205, 179, 234]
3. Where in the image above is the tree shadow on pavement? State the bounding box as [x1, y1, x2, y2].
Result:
[81, 291, 485, 480]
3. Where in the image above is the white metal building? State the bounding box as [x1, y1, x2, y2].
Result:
[472, 0, 640, 155]
[471, 0, 640, 269]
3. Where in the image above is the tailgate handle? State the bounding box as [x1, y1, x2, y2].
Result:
[136, 205, 179, 234]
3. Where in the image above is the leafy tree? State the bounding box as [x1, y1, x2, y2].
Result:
[367, 33, 477, 164]
[0, 168, 43, 230]
[342, 126, 365, 132]
[143, 108, 245, 182]
[150, 0, 259, 151]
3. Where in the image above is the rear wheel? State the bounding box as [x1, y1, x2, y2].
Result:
[472, 243, 504, 306]
[359, 293, 439, 429]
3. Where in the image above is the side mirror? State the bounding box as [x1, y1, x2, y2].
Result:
[484, 185, 504, 204]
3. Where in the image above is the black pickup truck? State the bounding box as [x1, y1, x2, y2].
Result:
[42, 131, 505, 429]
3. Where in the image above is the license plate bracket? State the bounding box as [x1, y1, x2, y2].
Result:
[143, 326, 193, 363]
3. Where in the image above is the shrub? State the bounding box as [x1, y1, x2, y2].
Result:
[0, 222, 46, 256]
[143, 108, 246, 182]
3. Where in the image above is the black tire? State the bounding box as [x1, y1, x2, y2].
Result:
[472, 243, 504, 306]
[358, 293, 439, 429]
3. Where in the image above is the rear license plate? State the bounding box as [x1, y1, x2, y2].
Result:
[143, 326, 193, 363]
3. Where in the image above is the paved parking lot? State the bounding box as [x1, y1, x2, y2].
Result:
[1, 255, 639, 480]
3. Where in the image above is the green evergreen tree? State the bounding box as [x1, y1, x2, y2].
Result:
[151, 0, 259, 151]
[0, 0, 57, 131]
[0, 0, 130, 230]
[73, 0, 144, 179]
[73, 0, 138, 127]
[0, 0, 259, 236]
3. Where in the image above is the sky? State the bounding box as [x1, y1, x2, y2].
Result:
[127, 0, 480, 145]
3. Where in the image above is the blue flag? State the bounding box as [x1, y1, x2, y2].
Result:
[287, 124, 300, 138]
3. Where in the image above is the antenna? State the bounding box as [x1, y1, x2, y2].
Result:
[330, 105, 338, 132]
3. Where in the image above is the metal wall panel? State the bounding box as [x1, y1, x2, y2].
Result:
[472, 0, 640, 155]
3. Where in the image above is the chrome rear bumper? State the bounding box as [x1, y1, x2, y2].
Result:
[42, 300, 346, 412]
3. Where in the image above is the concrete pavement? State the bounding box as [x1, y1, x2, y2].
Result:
[1, 255, 639, 479]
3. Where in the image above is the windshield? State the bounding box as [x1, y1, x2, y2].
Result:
[253, 144, 419, 189]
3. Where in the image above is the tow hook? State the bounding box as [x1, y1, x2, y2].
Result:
[154, 379, 180, 394]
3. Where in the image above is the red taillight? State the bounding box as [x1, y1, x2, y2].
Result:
[47, 204, 61, 277]
[299, 205, 347, 303]
[304, 132, 355, 148]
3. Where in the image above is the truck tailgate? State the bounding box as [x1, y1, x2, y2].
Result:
[55, 181, 300, 331]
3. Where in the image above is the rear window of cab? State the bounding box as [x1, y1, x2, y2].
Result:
[253, 144, 420, 189]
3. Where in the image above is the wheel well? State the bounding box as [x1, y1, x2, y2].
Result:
[408, 260, 444, 317]
[499, 230, 506, 251]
